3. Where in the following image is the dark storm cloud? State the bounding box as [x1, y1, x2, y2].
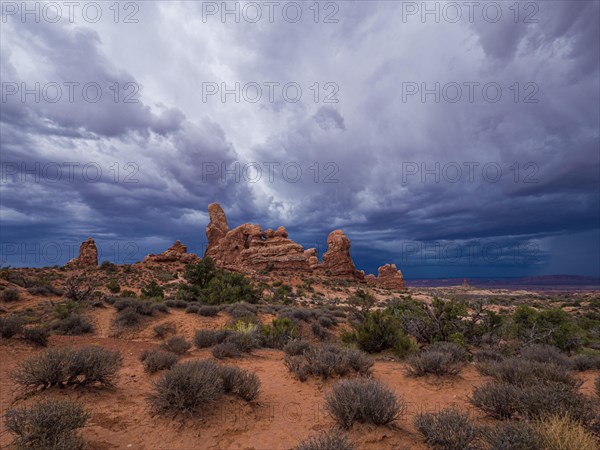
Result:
[1, 1, 598, 277]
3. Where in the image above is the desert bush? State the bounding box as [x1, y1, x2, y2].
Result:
[13, 346, 122, 390]
[312, 323, 330, 341]
[346, 310, 417, 357]
[149, 360, 224, 415]
[285, 344, 372, 381]
[476, 358, 580, 388]
[64, 277, 92, 303]
[470, 381, 594, 421]
[473, 348, 504, 362]
[107, 279, 120, 294]
[325, 379, 404, 429]
[141, 281, 164, 299]
[0, 314, 24, 338]
[227, 301, 259, 322]
[570, 354, 600, 371]
[595, 375, 600, 397]
[219, 365, 260, 401]
[184, 258, 217, 288]
[318, 315, 336, 328]
[198, 305, 220, 316]
[261, 317, 298, 348]
[121, 289, 136, 298]
[535, 415, 598, 450]
[200, 272, 259, 305]
[480, 421, 541, 450]
[194, 329, 231, 348]
[1, 288, 20, 302]
[185, 304, 200, 314]
[52, 314, 93, 335]
[296, 431, 355, 450]
[23, 327, 49, 346]
[66, 346, 123, 387]
[284, 339, 311, 356]
[4, 399, 88, 450]
[212, 342, 243, 359]
[225, 331, 259, 353]
[428, 342, 468, 362]
[520, 344, 571, 368]
[165, 299, 188, 309]
[405, 349, 465, 377]
[141, 350, 179, 373]
[414, 407, 477, 450]
[114, 307, 143, 327]
[154, 322, 177, 338]
[152, 302, 169, 314]
[161, 336, 191, 355]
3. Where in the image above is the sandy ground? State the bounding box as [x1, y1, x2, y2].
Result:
[1, 307, 598, 450]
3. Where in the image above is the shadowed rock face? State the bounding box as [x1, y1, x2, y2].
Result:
[365, 264, 406, 289]
[322, 230, 365, 281]
[66, 238, 98, 268]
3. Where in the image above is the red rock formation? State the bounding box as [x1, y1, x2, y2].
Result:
[144, 240, 198, 263]
[205, 206, 311, 272]
[66, 238, 98, 268]
[304, 248, 321, 270]
[366, 264, 406, 290]
[322, 230, 364, 281]
[206, 202, 229, 255]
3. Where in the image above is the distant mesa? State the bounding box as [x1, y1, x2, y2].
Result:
[65, 237, 98, 268]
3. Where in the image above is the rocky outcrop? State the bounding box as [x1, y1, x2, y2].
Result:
[322, 230, 364, 281]
[206, 203, 229, 255]
[66, 238, 98, 268]
[205, 207, 311, 271]
[366, 264, 405, 290]
[304, 248, 320, 270]
[144, 241, 198, 264]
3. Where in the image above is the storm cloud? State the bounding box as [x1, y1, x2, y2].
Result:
[1, 1, 598, 278]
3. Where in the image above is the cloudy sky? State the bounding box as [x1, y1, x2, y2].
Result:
[1, 1, 599, 279]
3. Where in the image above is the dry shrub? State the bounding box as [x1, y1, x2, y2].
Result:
[325, 379, 404, 429]
[161, 336, 191, 355]
[13, 346, 122, 391]
[476, 358, 580, 388]
[194, 329, 231, 348]
[296, 430, 355, 450]
[535, 415, 598, 450]
[52, 314, 93, 335]
[0, 315, 24, 338]
[141, 350, 179, 373]
[154, 322, 177, 339]
[219, 365, 260, 401]
[414, 407, 477, 450]
[5, 399, 88, 450]
[284, 344, 372, 381]
[480, 421, 541, 450]
[23, 327, 50, 346]
[149, 360, 224, 415]
[405, 350, 464, 377]
[212, 342, 242, 359]
[283, 339, 311, 356]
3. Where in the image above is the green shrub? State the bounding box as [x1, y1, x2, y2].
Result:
[184, 258, 216, 289]
[107, 279, 120, 294]
[121, 289, 136, 298]
[512, 306, 584, 351]
[5, 399, 88, 450]
[325, 379, 404, 429]
[261, 318, 297, 348]
[296, 431, 355, 450]
[141, 281, 164, 299]
[347, 310, 417, 357]
[414, 407, 477, 450]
